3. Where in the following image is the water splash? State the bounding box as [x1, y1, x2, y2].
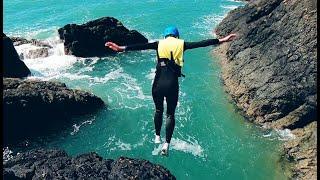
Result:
[262, 128, 295, 141]
[70, 119, 94, 136]
[152, 137, 204, 157]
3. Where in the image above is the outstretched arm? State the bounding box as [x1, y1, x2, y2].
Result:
[218, 33, 237, 43]
[184, 33, 237, 50]
[105, 42, 158, 52]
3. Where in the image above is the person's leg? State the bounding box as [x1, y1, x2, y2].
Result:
[165, 89, 178, 144]
[160, 87, 178, 156]
[152, 87, 164, 139]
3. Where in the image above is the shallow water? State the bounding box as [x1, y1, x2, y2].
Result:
[4, 1, 289, 179]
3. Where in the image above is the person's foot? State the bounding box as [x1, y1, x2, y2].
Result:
[160, 143, 169, 156]
[154, 135, 161, 144]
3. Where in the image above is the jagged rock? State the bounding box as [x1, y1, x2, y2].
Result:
[3, 78, 105, 145]
[283, 122, 317, 180]
[108, 157, 175, 179]
[3, 149, 176, 180]
[58, 17, 148, 57]
[214, 0, 317, 179]
[10, 36, 53, 48]
[3, 34, 31, 78]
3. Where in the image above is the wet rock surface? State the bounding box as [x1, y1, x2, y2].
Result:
[3, 78, 105, 145]
[3, 149, 176, 180]
[10, 36, 53, 59]
[58, 17, 148, 57]
[23, 47, 49, 59]
[10, 36, 53, 48]
[214, 0, 317, 179]
[3, 34, 31, 78]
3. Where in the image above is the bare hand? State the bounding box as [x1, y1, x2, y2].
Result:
[218, 33, 237, 43]
[105, 42, 125, 52]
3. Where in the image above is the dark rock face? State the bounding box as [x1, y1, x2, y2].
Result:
[58, 17, 148, 57]
[3, 149, 176, 180]
[214, 0, 316, 179]
[3, 78, 105, 145]
[3, 34, 31, 78]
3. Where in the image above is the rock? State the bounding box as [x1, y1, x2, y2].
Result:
[3, 78, 105, 145]
[24, 47, 49, 59]
[284, 122, 317, 180]
[3, 34, 31, 78]
[3, 149, 176, 179]
[10, 36, 53, 48]
[58, 17, 148, 57]
[214, 0, 317, 179]
[109, 157, 176, 179]
[10, 36, 52, 59]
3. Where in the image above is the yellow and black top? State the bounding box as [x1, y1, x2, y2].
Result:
[125, 37, 220, 68]
[157, 37, 184, 67]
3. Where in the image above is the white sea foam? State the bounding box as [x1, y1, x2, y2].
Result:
[193, 14, 226, 37]
[14, 34, 79, 79]
[115, 140, 132, 151]
[146, 68, 156, 80]
[70, 119, 94, 135]
[152, 144, 164, 155]
[262, 128, 295, 141]
[90, 68, 124, 84]
[276, 129, 295, 141]
[24, 54, 77, 77]
[220, 5, 239, 10]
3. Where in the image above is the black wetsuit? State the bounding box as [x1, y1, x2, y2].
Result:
[125, 39, 220, 143]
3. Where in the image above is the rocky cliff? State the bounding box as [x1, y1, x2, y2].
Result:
[3, 78, 105, 145]
[3, 34, 31, 78]
[214, 0, 317, 179]
[58, 17, 148, 57]
[3, 149, 176, 179]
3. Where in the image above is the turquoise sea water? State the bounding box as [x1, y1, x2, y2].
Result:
[4, 1, 289, 179]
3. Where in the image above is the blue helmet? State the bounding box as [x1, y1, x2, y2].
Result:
[164, 26, 179, 38]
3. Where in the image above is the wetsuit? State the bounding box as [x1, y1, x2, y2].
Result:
[125, 38, 220, 143]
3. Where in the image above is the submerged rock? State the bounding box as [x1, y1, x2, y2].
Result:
[3, 78, 105, 145]
[3, 149, 176, 179]
[58, 17, 148, 57]
[214, 0, 317, 179]
[3, 34, 31, 78]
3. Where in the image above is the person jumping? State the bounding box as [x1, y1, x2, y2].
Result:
[105, 26, 236, 156]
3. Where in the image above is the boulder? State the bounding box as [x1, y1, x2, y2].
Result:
[58, 17, 148, 57]
[3, 34, 31, 78]
[3, 149, 176, 180]
[3, 78, 105, 145]
[10, 36, 53, 48]
[214, 0, 317, 179]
